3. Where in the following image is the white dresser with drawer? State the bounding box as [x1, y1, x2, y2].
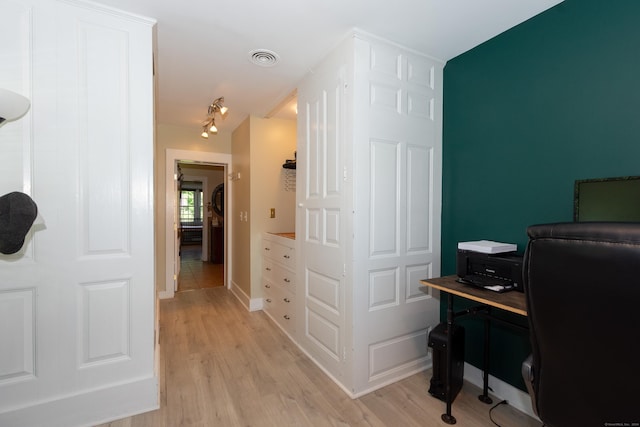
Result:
[262, 233, 296, 336]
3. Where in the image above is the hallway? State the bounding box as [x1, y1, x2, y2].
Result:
[178, 245, 225, 291]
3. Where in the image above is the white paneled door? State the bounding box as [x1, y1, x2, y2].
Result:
[351, 36, 443, 393]
[0, 1, 157, 425]
[296, 43, 350, 383]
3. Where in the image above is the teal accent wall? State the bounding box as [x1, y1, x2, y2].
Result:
[442, 0, 640, 390]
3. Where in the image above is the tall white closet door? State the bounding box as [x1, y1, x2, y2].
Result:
[0, 1, 157, 425]
[350, 36, 443, 393]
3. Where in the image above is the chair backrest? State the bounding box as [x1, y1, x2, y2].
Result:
[523, 222, 640, 427]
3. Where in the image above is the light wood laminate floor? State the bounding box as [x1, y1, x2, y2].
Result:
[97, 287, 542, 427]
[178, 245, 224, 291]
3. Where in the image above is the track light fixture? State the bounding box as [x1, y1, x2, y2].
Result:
[201, 96, 228, 138]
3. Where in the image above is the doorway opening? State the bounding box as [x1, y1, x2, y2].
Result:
[176, 162, 225, 292]
[163, 149, 232, 299]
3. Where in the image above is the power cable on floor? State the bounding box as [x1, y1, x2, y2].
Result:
[489, 399, 508, 426]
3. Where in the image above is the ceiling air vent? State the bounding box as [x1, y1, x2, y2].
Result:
[248, 49, 280, 67]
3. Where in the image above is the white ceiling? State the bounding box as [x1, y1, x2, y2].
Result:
[94, 0, 563, 134]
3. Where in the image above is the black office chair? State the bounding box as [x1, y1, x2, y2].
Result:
[522, 222, 640, 427]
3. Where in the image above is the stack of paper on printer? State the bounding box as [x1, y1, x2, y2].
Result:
[457, 240, 517, 254]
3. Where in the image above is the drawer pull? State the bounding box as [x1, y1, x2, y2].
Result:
[265, 247, 270, 251]
[265, 298, 272, 303]
[283, 278, 291, 283]
[283, 315, 291, 320]
[283, 255, 290, 259]
[284, 298, 291, 303]
[265, 284, 271, 288]
[265, 267, 271, 271]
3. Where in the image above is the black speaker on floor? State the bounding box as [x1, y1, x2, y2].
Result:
[428, 322, 465, 402]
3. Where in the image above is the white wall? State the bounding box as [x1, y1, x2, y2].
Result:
[250, 116, 297, 233]
[230, 116, 296, 303]
[231, 118, 251, 298]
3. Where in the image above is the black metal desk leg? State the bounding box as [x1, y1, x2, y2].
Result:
[478, 314, 493, 404]
[442, 293, 457, 424]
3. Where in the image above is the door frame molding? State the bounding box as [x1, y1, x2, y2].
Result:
[161, 149, 232, 299]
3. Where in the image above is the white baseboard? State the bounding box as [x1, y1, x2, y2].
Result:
[0, 376, 158, 427]
[229, 281, 263, 312]
[351, 363, 430, 399]
[293, 338, 358, 399]
[249, 297, 263, 311]
[158, 289, 173, 299]
[464, 363, 539, 420]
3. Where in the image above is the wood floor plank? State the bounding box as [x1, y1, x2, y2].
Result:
[96, 287, 542, 427]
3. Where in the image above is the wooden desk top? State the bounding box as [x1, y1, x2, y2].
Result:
[420, 275, 527, 316]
